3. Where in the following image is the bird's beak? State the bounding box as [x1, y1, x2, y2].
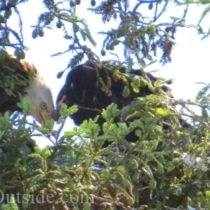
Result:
[36, 110, 55, 130]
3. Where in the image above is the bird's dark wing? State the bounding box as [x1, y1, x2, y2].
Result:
[57, 63, 111, 124]
[56, 61, 172, 125]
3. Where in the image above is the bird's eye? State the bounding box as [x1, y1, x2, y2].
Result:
[40, 102, 48, 111]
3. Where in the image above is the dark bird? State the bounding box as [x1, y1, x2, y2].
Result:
[0, 50, 55, 125]
[56, 60, 171, 126]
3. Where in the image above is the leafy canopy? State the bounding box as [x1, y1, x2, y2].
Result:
[0, 0, 210, 209]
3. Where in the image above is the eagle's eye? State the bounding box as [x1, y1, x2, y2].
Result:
[40, 102, 48, 111]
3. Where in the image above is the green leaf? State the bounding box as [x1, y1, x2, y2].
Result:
[42, 147, 51, 158]
[1, 195, 19, 210]
[149, 179, 157, 190]
[131, 76, 141, 93]
[82, 22, 96, 46]
[101, 103, 120, 122]
[155, 108, 171, 116]
[122, 86, 131, 98]
[83, 202, 91, 210]
[17, 98, 33, 114]
[59, 104, 78, 119]
[205, 191, 210, 198]
[65, 130, 76, 138]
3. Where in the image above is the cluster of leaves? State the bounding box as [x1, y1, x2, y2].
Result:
[0, 0, 210, 209]
[0, 82, 210, 209]
[0, 50, 31, 95]
[0, 112, 35, 207]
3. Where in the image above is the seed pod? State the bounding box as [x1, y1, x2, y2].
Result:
[75, 0, 81, 5]
[38, 28, 44, 37]
[56, 20, 62, 29]
[101, 49, 106, 56]
[148, 2, 153, 10]
[165, 27, 171, 33]
[4, 9, 12, 19]
[57, 71, 64, 79]
[69, 0, 76, 7]
[109, 43, 114, 50]
[91, 0, 96, 6]
[73, 23, 79, 33]
[32, 29, 38, 39]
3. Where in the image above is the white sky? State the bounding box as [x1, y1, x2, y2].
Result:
[7, 1, 210, 147]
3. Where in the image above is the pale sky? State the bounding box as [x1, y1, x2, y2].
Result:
[7, 1, 210, 147]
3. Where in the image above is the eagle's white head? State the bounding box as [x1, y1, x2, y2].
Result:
[21, 61, 55, 125]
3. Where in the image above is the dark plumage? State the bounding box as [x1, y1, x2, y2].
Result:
[0, 50, 55, 125]
[56, 61, 171, 125]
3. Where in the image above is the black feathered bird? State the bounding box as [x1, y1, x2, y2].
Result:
[56, 61, 172, 125]
[0, 50, 55, 125]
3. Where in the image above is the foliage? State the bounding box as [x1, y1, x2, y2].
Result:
[0, 85, 210, 209]
[0, 50, 32, 97]
[0, 0, 210, 210]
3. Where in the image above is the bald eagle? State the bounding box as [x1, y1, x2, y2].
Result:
[56, 61, 171, 125]
[0, 50, 55, 125]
